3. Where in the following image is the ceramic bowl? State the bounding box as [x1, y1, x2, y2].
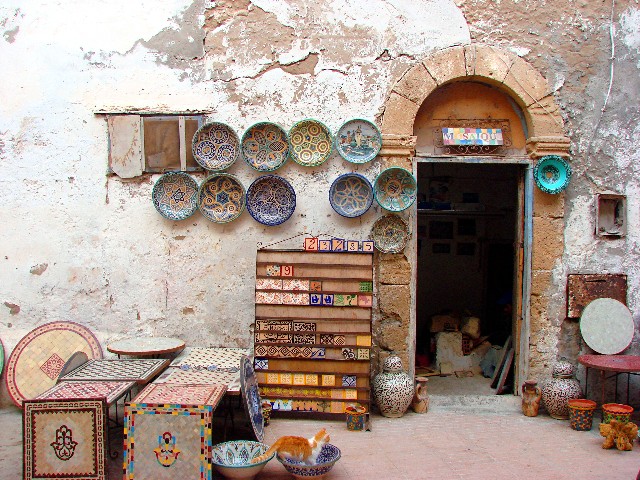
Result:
[197, 173, 246, 223]
[329, 173, 374, 218]
[534, 155, 571, 194]
[152, 172, 199, 220]
[241, 122, 289, 172]
[374, 167, 417, 212]
[192, 122, 240, 171]
[288, 119, 333, 166]
[246, 175, 296, 226]
[335, 118, 381, 164]
[211, 440, 274, 480]
[277, 443, 341, 478]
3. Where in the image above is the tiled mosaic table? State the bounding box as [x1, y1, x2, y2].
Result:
[107, 337, 185, 358]
[5, 321, 103, 407]
[123, 383, 227, 480]
[37, 380, 136, 406]
[23, 398, 108, 480]
[60, 358, 169, 384]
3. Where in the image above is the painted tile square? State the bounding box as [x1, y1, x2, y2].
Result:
[318, 239, 332, 251]
[279, 373, 292, 385]
[359, 281, 373, 292]
[321, 375, 335, 386]
[256, 278, 283, 290]
[255, 291, 283, 304]
[342, 375, 356, 387]
[266, 265, 281, 276]
[321, 294, 334, 306]
[331, 238, 346, 252]
[305, 374, 318, 386]
[347, 240, 360, 252]
[256, 320, 292, 331]
[357, 348, 370, 360]
[342, 348, 356, 360]
[293, 333, 315, 345]
[331, 401, 345, 413]
[309, 281, 322, 292]
[358, 294, 373, 307]
[345, 389, 358, 400]
[356, 335, 372, 347]
[320, 334, 334, 345]
[304, 237, 319, 251]
[280, 265, 294, 277]
[254, 358, 268, 370]
[344, 294, 358, 306]
[361, 240, 375, 252]
[333, 294, 345, 306]
[293, 322, 316, 332]
[293, 374, 305, 386]
[311, 348, 325, 359]
[282, 293, 309, 305]
[267, 372, 280, 384]
[331, 389, 344, 399]
[309, 293, 322, 305]
[282, 279, 309, 291]
[333, 335, 346, 346]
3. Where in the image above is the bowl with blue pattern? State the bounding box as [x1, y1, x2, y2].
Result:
[276, 443, 341, 478]
[211, 440, 274, 480]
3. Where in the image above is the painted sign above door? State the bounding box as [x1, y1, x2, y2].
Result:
[442, 128, 504, 146]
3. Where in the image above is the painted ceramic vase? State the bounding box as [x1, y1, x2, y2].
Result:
[521, 379, 542, 417]
[541, 361, 583, 420]
[411, 376, 430, 414]
[568, 399, 597, 431]
[372, 355, 414, 418]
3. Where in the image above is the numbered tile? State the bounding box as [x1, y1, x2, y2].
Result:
[304, 237, 319, 251]
[331, 238, 346, 252]
[318, 239, 332, 252]
[347, 240, 360, 252]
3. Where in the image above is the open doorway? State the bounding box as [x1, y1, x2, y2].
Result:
[415, 161, 522, 395]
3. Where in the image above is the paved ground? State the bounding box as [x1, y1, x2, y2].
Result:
[3, 399, 639, 480]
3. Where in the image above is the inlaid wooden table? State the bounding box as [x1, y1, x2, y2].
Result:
[59, 358, 169, 385]
[578, 354, 640, 409]
[107, 337, 185, 358]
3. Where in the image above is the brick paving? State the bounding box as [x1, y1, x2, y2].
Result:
[2, 403, 638, 479]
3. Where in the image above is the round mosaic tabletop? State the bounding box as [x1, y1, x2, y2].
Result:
[107, 337, 185, 357]
[580, 298, 634, 354]
[241, 122, 289, 172]
[192, 122, 240, 171]
[152, 172, 199, 221]
[240, 355, 265, 442]
[5, 321, 103, 407]
[288, 119, 333, 167]
[198, 173, 246, 223]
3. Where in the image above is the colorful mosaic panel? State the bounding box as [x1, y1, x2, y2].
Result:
[61, 359, 168, 383]
[170, 347, 249, 370]
[124, 403, 214, 480]
[37, 380, 135, 406]
[132, 384, 226, 406]
[342, 375, 357, 387]
[256, 320, 292, 332]
[154, 368, 242, 393]
[282, 279, 310, 291]
[255, 278, 283, 290]
[24, 399, 107, 480]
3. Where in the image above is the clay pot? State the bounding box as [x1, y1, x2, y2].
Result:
[568, 399, 597, 431]
[521, 379, 542, 417]
[602, 403, 634, 424]
[411, 376, 430, 414]
[372, 355, 414, 418]
[345, 404, 367, 431]
[541, 361, 583, 420]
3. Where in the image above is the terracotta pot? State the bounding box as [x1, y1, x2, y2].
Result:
[345, 405, 367, 431]
[411, 376, 430, 414]
[602, 403, 633, 424]
[568, 399, 597, 431]
[521, 379, 542, 417]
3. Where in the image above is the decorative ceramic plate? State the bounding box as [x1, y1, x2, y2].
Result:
[192, 122, 240, 171]
[534, 155, 571, 194]
[241, 122, 289, 172]
[240, 355, 265, 442]
[0, 338, 4, 377]
[371, 214, 410, 253]
[580, 298, 634, 354]
[329, 173, 374, 218]
[152, 172, 199, 221]
[246, 175, 296, 226]
[5, 321, 103, 407]
[198, 173, 246, 223]
[288, 119, 333, 166]
[374, 167, 417, 211]
[335, 119, 382, 164]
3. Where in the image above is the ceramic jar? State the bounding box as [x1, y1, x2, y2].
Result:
[411, 376, 430, 414]
[541, 361, 583, 420]
[372, 355, 414, 418]
[521, 379, 542, 417]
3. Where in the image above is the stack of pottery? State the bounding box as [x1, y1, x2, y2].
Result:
[541, 361, 583, 420]
[372, 355, 414, 418]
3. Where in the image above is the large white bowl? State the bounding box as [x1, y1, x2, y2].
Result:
[276, 444, 341, 479]
[211, 440, 274, 480]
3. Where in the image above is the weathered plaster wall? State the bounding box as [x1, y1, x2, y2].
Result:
[0, 0, 470, 405]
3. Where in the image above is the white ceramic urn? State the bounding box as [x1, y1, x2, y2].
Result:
[372, 355, 414, 418]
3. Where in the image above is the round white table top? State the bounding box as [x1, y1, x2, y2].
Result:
[580, 298, 634, 354]
[107, 337, 185, 356]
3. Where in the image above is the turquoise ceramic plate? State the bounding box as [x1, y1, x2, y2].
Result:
[289, 119, 333, 166]
[374, 167, 417, 212]
[534, 155, 571, 194]
[241, 122, 289, 172]
[152, 172, 199, 221]
[192, 122, 240, 171]
[335, 119, 381, 164]
[198, 173, 245, 223]
[329, 173, 374, 218]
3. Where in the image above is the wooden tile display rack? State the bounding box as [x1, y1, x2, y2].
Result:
[254, 249, 373, 417]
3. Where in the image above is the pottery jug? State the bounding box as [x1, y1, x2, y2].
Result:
[372, 355, 414, 418]
[411, 376, 430, 414]
[521, 379, 542, 417]
[541, 361, 582, 419]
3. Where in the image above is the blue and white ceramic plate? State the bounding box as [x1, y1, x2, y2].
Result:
[277, 444, 341, 478]
[335, 119, 381, 164]
[329, 173, 374, 218]
[192, 122, 240, 171]
[152, 172, 199, 221]
[242, 122, 289, 172]
[534, 155, 571, 194]
[374, 167, 417, 212]
[246, 175, 296, 226]
[197, 173, 245, 223]
[288, 119, 333, 167]
[240, 355, 264, 442]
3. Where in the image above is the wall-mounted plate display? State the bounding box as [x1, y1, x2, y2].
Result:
[152, 172, 199, 221]
[192, 122, 240, 171]
[329, 173, 374, 218]
[241, 122, 289, 172]
[198, 173, 245, 223]
[246, 175, 296, 226]
[374, 167, 417, 212]
[335, 119, 382, 164]
[580, 298, 634, 354]
[534, 155, 571, 194]
[371, 214, 410, 253]
[288, 119, 333, 166]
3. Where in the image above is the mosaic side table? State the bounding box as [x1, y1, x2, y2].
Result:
[107, 337, 185, 358]
[60, 358, 169, 384]
[123, 383, 227, 480]
[5, 321, 103, 407]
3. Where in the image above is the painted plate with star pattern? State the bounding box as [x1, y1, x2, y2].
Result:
[152, 172, 199, 221]
[198, 173, 246, 223]
[192, 122, 240, 171]
[241, 122, 289, 172]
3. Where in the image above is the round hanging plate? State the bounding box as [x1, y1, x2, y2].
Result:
[335, 119, 381, 164]
[241, 122, 289, 172]
[371, 214, 410, 253]
[192, 122, 240, 171]
[246, 175, 296, 226]
[152, 172, 199, 221]
[240, 355, 264, 442]
[197, 173, 246, 223]
[5, 321, 103, 407]
[329, 173, 374, 218]
[534, 155, 571, 194]
[580, 298, 634, 354]
[0, 338, 4, 377]
[374, 167, 417, 212]
[288, 119, 333, 167]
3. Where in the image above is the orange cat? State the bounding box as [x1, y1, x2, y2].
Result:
[251, 428, 330, 465]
